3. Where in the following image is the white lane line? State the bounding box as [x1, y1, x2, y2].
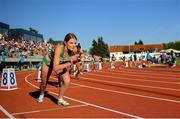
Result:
[50, 77, 180, 104]
[70, 85, 83, 88]
[0, 105, 15, 119]
[11, 104, 88, 116]
[100, 70, 180, 80]
[51, 77, 180, 103]
[114, 68, 180, 74]
[25, 73, 143, 119]
[71, 82, 180, 104]
[105, 69, 180, 77]
[47, 85, 82, 89]
[87, 72, 180, 84]
[80, 76, 180, 92]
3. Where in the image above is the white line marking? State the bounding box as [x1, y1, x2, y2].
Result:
[88, 73, 180, 84]
[80, 76, 180, 92]
[101, 70, 180, 80]
[11, 104, 88, 115]
[87, 72, 180, 84]
[25, 73, 143, 118]
[71, 82, 180, 104]
[0, 105, 15, 119]
[50, 77, 180, 104]
[107, 69, 180, 77]
[70, 85, 82, 88]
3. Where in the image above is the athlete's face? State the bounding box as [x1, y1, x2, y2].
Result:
[77, 47, 81, 52]
[66, 38, 77, 51]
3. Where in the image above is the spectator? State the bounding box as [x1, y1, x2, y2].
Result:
[18, 54, 25, 70]
[169, 50, 176, 67]
[146, 50, 151, 67]
[0, 52, 6, 73]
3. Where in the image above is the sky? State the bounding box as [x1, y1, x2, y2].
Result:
[0, 0, 179, 50]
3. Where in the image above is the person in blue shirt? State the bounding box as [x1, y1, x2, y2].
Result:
[18, 54, 25, 70]
[146, 50, 151, 67]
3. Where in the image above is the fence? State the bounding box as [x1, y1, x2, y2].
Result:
[3, 58, 42, 71]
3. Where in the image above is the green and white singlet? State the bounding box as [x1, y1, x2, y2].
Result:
[43, 44, 73, 67]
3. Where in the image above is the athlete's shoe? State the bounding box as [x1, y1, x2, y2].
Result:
[37, 94, 44, 103]
[57, 98, 70, 106]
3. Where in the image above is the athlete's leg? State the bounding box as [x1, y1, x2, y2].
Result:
[37, 62, 53, 102]
[57, 69, 71, 106]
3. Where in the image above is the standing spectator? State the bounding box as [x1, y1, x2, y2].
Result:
[134, 52, 137, 67]
[146, 50, 151, 67]
[161, 53, 167, 64]
[18, 54, 25, 70]
[169, 50, 176, 67]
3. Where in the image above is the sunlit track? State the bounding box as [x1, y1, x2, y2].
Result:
[118, 67, 180, 73]
[72, 82, 180, 104]
[25, 73, 143, 118]
[78, 76, 180, 92]
[50, 77, 180, 104]
[104, 69, 180, 77]
[94, 70, 180, 80]
[85, 72, 180, 84]
[1, 68, 179, 118]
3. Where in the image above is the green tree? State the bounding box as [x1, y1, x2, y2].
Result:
[90, 39, 98, 55]
[138, 39, 144, 45]
[164, 40, 180, 50]
[134, 39, 143, 45]
[90, 37, 109, 58]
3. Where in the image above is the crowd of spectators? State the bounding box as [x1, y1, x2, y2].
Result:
[0, 37, 53, 59]
[0, 36, 54, 72]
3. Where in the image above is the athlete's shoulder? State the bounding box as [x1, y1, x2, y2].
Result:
[55, 43, 64, 50]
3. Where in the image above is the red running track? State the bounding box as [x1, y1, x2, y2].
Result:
[0, 66, 180, 118]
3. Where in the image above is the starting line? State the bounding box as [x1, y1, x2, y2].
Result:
[11, 104, 88, 116]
